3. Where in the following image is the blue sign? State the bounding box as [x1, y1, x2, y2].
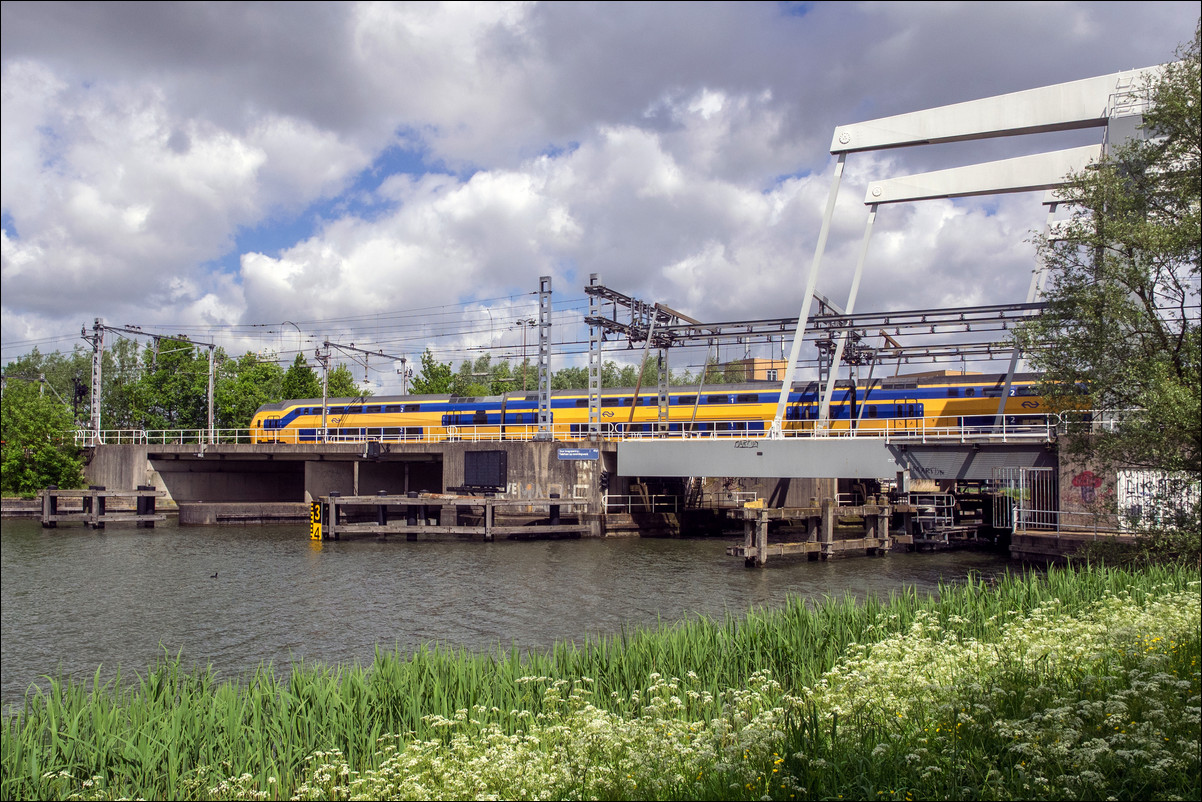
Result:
[557, 448, 600, 461]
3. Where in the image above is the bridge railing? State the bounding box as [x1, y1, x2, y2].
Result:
[74, 413, 1062, 448]
[74, 428, 260, 447]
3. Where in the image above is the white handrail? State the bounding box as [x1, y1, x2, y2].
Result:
[73, 413, 1062, 447]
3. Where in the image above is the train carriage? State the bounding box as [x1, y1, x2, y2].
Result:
[249, 373, 1048, 444]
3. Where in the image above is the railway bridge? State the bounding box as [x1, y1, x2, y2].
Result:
[80, 425, 1058, 533]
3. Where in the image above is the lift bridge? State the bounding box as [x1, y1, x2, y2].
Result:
[585, 61, 1157, 485]
[580, 280, 1054, 483]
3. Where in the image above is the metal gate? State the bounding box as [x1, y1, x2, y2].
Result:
[992, 466, 1059, 531]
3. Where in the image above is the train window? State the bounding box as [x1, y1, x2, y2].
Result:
[867, 406, 878, 418]
[676, 395, 696, 406]
[947, 388, 959, 397]
[575, 399, 588, 407]
[735, 394, 758, 404]
[965, 388, 976, 397]
[705, 395, 729, 404]
[601, 397, 621, 407]
[403, 404, 421, 413]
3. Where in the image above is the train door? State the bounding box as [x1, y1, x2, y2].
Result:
[897, 399, 924, 431]
[259, 416, 281, 443]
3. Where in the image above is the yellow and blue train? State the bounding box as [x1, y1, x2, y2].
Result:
[249, 372, 1049, 443]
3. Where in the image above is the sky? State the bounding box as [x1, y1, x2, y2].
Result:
[2, 1, 1198, 392]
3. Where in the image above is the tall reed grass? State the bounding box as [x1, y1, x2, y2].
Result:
[2, 564, 1197, 800]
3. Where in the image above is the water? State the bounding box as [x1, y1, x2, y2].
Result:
[1, 517, 1012, 708]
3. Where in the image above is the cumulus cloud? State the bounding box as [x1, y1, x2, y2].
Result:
[2, 1, 1198, 386]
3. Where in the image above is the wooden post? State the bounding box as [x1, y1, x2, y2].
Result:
[756, 512, 768, 566]
[328, 493, 340, 540]
[485, 501, 494, 542]
[406, 491, 418, 540]
[377, 491, 389, 527]
[42, 486, 57, 528]
[744, 516, 755, 567]
[89, 486, 106, 530]
[137, 485, 156, 528]
[821, 497, 835, 559]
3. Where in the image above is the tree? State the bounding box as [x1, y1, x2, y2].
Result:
[281, 353, 322, 400]
[326, 364, 366, 398]
[410, 350, 454, 394]
[1, 379, 85, 494]
[1018, 25, 1200, 477]
[217, 353, 285, 429]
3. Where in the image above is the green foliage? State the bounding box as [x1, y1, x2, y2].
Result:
[2, 566, 1196, 801]
[281, 354, 321, 400]
[215, 354, 285, 429]
[410, 349, 455, 394]
[2, 347, 91, 426]
[552, 365, 588, 389]
[324, 364, 365, 399]
[1018, 27, 1201, 476]
[135, 338, 215, 430]
[1, 379, 85, 494]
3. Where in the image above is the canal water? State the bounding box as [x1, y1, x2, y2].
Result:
[1, 517, 1015, 709]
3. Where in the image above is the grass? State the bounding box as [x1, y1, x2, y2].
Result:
[1, 564, 1197, 800]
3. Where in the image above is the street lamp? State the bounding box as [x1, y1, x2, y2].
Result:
[515, 318, 537, 390]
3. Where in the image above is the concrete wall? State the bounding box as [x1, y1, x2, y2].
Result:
[155, 458, 305, 503]
[1058, 453, 1119, 531]
[357, 460, 442, 496]
[438, 440, 605, 508]
[85, 445, 157, 491]
[304, 461, 355, 500]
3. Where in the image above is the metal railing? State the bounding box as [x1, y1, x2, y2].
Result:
[908, 492, 957, 535]
[75, 413, 1062, 448]
[604, 494, 680, 514]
